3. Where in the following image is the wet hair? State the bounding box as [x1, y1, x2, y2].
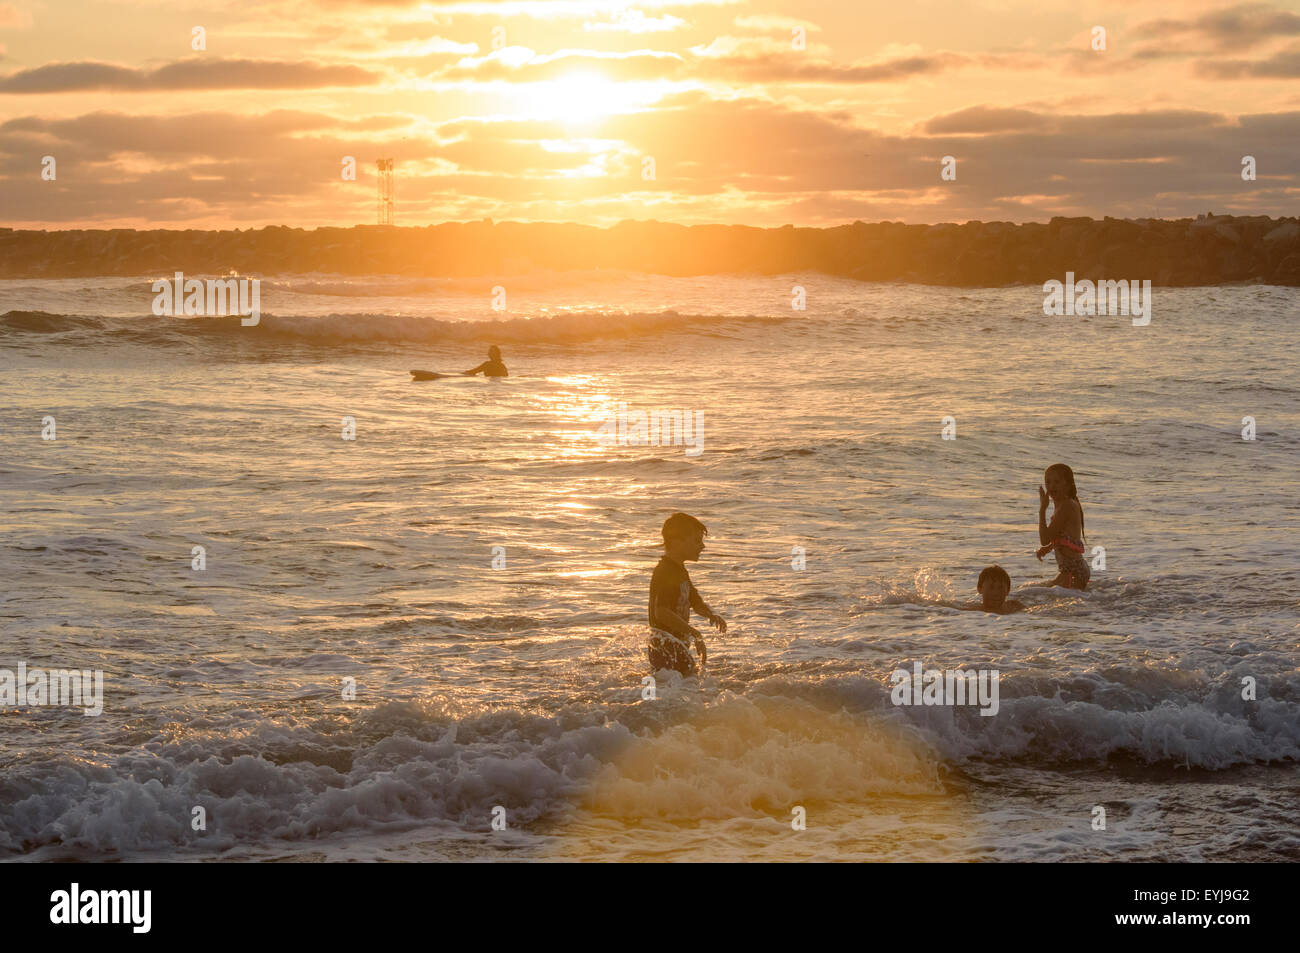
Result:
[977, 565, 1011, 591]
[1045, 463, 1085, 541]
[662, 512, 708, 542]
[488, 345, 502, 359]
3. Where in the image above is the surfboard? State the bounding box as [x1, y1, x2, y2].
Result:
[410, 370, 508, 381]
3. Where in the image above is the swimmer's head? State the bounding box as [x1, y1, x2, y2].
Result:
[977, 565, 1011, 605]
[1044, 463, 1077, 502]
[488, 345, 502, 361]
[662, 512, 708, 561]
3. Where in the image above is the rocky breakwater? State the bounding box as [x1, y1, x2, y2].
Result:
[1, 215, 1298, 286]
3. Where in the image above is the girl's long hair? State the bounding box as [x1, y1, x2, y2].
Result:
[1046, 463, 1084, 542]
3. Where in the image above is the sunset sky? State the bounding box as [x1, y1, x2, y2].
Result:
[2, 0, 1299, 228]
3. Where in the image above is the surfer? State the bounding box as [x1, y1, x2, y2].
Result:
[463, 345, 508, 377]
[1032, 463, 1090, 590]
[962, 565, 1025, 614]
[646, 512, 727, 677]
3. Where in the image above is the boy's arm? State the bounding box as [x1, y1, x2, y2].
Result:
[651, 602, 700, 640]
[689, 585, 727, 632]
[462, 361, 487, 376]
[688, 585, 710, 616]
[652, 602, 707, 665]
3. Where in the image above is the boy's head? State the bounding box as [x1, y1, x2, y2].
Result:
[488, 345, 502, 361]
[661, 512, 708, 561]
[977, 565, 1011, 605]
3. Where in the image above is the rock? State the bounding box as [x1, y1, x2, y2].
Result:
[1272, 253, 1300, 284]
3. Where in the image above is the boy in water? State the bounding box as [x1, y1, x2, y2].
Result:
[962, 565, 1026, 615]
[647, 513, 727, 676]
[464, 345, 508, 377]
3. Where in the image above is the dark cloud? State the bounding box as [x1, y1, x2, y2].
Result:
[426, 49, 984, 85]
[1196, 46, 1300, 78]
[695, 52, 967, 83]
[0, 58, 382, 93]
[925, 107, 1050, 134]
[2, 110, 397, 153]
[1137, 3, 1300, 52]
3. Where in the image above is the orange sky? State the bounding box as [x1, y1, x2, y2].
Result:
[2, 0, 1299, 227]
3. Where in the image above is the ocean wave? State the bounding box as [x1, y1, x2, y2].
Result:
[1, 663, 1293, 858]
[752, 666, 1300, 769]
[0, 693, 940, 858]
[1, 309, 793, 347]
[0, 310, 107, 334]
[265, 270, 641, 297]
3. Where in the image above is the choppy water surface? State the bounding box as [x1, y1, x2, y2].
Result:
[1, 274, 1297, 861]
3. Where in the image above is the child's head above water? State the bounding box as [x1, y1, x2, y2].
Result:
[977, 564, 1012, 606]
[661, 512, 708, 561]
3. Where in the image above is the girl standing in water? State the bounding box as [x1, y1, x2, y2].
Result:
[1034, 463, 1090, 590]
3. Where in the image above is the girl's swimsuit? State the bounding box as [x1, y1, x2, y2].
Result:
[1039, 535, 1090, 589]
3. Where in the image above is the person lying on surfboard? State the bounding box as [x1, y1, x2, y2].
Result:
[464, 345, 508, 377]
[647, 512, 727, 677]
[961, 565, 1025, 614]
[410, 345, 508, 380]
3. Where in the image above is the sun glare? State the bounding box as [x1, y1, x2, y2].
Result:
[521, 73, 667, 125]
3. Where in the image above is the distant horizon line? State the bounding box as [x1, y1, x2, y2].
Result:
[4, 212, 1297, 234]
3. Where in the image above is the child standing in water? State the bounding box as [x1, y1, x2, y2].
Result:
[1034, 463, 1090, 590]
[646, 512, 727, 676]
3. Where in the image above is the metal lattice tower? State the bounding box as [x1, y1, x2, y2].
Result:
[376, 158, 394, 225]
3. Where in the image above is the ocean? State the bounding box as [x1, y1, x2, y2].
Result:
[1, 273, 1297, 861]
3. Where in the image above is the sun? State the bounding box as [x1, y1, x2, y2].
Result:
[521, 72, 669, 125]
